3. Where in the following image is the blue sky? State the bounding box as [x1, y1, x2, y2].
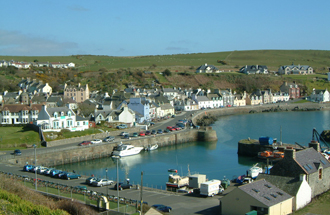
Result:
[1, 0, 329, 56]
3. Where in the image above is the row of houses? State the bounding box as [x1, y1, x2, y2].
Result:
[221, 141, 330, 215]
[196, 63, 313, 75]
[0, 60, 75, 69]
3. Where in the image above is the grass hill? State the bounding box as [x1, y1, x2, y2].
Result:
[1, 50, 330, 72]
[1, 50, 330, 95]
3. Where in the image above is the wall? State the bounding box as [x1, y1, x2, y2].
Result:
[8, 128, 216, 166]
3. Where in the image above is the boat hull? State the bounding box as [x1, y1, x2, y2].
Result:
[112, 147, 144, 157]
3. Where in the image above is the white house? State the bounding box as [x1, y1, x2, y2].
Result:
[272, 92, 290, 103]
[310, 89, 330, 103]
[94, 106, 135, 126]
[36, 105, 88, 132]
[192, 95, 212, 109]
[196, 63, 220, 73]
[0, 103, 43, 124]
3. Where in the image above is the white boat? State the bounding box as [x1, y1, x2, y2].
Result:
[247, 163, 263, 179]
[145, 143, 158, 151]
[111, 143, 144, 157]
[166, 174, 189, 188]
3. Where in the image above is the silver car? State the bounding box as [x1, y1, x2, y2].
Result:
[92, 178, 114, 187]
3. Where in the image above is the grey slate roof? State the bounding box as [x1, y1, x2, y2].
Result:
[196, 64, 219, 71]
[46, 106, 75, 117]
[295, 147, 330, 174]
[76, 115, 87, 121]
[239, 179, 292, 207]
[256, 174, 303, 197]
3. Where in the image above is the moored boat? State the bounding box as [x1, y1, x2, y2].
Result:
[258, 150, 284, 162]
[145, 143, 158, 151]
[111, 143, 144, 157]
[247, 163, 263, 179]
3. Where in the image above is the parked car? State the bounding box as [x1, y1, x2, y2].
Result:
[120, 132, 129, 136]
[132, 132, 139, 137]
[152, 204, 172, 213]
[79, 141, 91, 146]
[43, 168, 55, 175]
[92, 179, 114, 187]
[145, 130, 151, 135]
[139, 132, 145, 136]
[169, 127, 176, 131]
[23, 164, 34, 172]
[64, 172, 81, 180]
[103, 136, 115, 142]
[166, 126, 173, 130]
[86, 177, 98, 185]
[157, 129, 163, 134]
[91, 139, 102, 144]
[50, 169, 62, 177]
[116, 124, 127, 129]
[74, 185, 87, 192]
[114, 182, 133, 190]
[151, 130, 157, 135]
[14, 149, 21, 156]
[123, 134, 130, 139]
[164, 129, 170, 133]
[37, 167, 48, 174]
[150, 122, 155, 126]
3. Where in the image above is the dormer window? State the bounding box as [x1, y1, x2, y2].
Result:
[61, 111, 64, 116]
[68, 111, 71, 117]
[54, 112, 58, 118]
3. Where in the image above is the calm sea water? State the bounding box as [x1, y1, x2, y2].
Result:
[57, 110, 330, 188]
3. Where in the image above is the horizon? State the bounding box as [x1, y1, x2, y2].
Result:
[1, 0, 330, 57]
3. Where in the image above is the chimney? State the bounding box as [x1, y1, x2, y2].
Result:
[78, 83, 81, 88]
[309, 140, 321, 152]
[284, 148, 296, 160]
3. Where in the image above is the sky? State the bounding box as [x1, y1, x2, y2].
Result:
[1, 0, 329, 56]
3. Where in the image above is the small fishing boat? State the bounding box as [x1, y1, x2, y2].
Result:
[168, 169, 178, 173]
[247, 163, 263, 179]
[166, 174, 189, 188]
[145, 143, 158, 151]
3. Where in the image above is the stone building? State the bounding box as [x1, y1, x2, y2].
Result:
[270, 141, 330, 198]
[63, 83, 89, 103]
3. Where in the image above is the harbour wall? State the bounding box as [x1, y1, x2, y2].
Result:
[8, 128, 216, 166]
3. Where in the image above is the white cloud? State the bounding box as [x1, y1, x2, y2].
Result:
[0, 30, 79, 56]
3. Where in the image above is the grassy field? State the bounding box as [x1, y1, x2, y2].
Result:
[2, 50, 330, 72]
[0, 126, 40, 150]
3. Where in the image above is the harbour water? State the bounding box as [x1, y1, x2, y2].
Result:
[57, 110, 330, 188]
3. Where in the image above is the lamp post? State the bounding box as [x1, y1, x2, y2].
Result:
[112, 156, 120, 212]
[106, 168, 108, 197]
[33, 144, 37, 190]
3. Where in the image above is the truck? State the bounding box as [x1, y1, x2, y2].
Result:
[200, 179, 224, 197]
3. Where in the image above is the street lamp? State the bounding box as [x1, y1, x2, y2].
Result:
[33, 144, 37, 190]
[112, 156, 120, 212]
[106, 168, 108, 197]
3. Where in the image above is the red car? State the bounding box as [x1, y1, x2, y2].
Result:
[79, 141, 91, 146]
[139, 132, 145, 136]
[169, 127, 176, 131]
[173, 126, 181, 130]
[166, 126, 173, 129]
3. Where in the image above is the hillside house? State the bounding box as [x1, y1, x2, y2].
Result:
[280, 82, 300, 99]
[310, 89, 330, 103]
[195, 63, 220, 73]
[240, 65, 268, 74]
[278, 64, 313, 75]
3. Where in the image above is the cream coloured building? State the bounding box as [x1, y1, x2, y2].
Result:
[220, 179, 293, 215]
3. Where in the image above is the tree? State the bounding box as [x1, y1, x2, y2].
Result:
[163, 69, 172, 76]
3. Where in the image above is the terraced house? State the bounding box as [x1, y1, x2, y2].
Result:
[0, 103, 42, 124]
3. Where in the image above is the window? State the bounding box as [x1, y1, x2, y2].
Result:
[81, 93, 83, 96]
[319, 168, 323, 179]
[61, 112, 64, 116]
[54, 112, 58, 118]
[68, 112, 71, 117]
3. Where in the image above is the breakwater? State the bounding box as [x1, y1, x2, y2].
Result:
[8, 127, 217, 166]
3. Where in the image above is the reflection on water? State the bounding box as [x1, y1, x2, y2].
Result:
[56, 111, 330, 187]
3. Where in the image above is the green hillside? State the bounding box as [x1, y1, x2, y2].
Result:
[1, 50, 329, 72]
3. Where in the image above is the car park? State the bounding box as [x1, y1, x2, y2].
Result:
[152, 204, 172, 213]
[14, 149, 21, 156]
[103, 136, 115, 142]
[116, 124, 128, 129]
[79, 141, 91, 146]
[157, 129, 163, 134]
[92, 179, 114, 187]
[91, 139, 102, 144]
[114, 182, 133, 190]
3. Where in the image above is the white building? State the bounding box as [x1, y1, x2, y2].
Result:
[310, 89, 330, 103]
[272, 92, 290, 103]
[0, 103, 42, 124]
[36, 105, 88, 132]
